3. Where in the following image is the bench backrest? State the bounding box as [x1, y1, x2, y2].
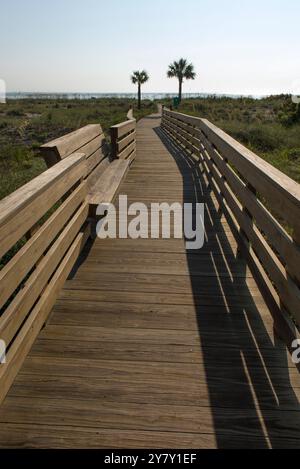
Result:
[40, 124, 110, 189]
[110, 119, 136, 160]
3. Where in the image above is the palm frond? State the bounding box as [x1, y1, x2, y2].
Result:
[130, 70, 149, 85]
[184, 63, 196, 80]
[167, 58, 196, 81]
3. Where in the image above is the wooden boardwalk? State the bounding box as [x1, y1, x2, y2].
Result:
[0, 114, 300, 448]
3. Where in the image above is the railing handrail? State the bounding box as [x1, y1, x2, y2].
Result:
[110, 119, 136, 161]
[162, 107, 300, 346]
[163, 109, 300, 240]
[0, 153, 86, 259]
[0, 152, 89, 406]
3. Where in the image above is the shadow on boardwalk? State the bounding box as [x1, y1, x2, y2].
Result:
[155, 124, 300, 449]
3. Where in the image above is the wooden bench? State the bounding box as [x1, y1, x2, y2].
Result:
[87, 159, 130, 207]
[40, 119, 136, 212]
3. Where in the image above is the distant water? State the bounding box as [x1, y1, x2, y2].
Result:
[6, 92, 264, 100]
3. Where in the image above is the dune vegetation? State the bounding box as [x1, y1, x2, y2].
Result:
[162, 94, 300, 184]
[0, 98, 156, 199]
[0, 95, 299, 202]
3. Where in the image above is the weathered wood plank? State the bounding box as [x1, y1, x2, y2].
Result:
[40, 124, 102, 160]
[198, 131, 300, 283]
[117, 131, 136, 153]
[2, 395, 300, 434]
[111, 119, 136, 139]
[0, 183, 87, 311]
[0, 153, 86, 258]
[199, 118, 300, 240]
[87, 159, 130, 206]
[0, 203, 89, 346]
[200, 145, 300, 323]
[118, 140, 136, 160]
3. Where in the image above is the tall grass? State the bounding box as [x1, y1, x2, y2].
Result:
[162, 95, 300, 184]
[0, 98, 156, 199]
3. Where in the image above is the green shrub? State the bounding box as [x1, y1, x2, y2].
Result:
[6, 109, 24, 117]
[0, 121, 9, 129]
[284, 148, 300, 161]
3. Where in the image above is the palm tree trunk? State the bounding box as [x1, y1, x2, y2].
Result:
[178, 79, 182, 103]
[138, 83, 141, 109]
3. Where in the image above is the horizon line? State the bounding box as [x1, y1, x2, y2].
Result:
[6, 90, 293, 97]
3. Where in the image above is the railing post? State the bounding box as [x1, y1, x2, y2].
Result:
[110, 127, 118, 160]
[110, 120, 136, 162]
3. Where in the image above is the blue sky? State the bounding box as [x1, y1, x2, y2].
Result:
[1, 0, 299, 94]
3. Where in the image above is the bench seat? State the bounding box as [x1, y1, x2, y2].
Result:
[87, 158, 130, 208]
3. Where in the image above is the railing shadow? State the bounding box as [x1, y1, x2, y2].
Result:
[154, 125, 300, 448]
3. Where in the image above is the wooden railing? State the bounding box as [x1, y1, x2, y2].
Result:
[0, 115, 136, 404]
[110, 119, 136, 161]
[40, 123, 110, 189]
[0, 154, 90, 403]
[162, 108, 300, 345]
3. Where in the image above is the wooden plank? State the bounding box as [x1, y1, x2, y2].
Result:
[0, 182, 87, 311]
[88, 159, 130, 206]
[49, 301, 273, 330]
[40, 124, 102, 160]
[24, 355, 295, 381]
[127, 149, 136, 164]
[8, 363, 300, 412]
[164, 109, 200, 127]
[117, 131, 136, 153]
[164, 109, 300, 239]
[164, 119, 200, 156]
[2, 393, 300, 432]
[0, 224, 90, 405]
[199, 132, 300, 283]
[111, 119, 136, 139]
[199, 118, 300, 240]
[118, 140, 136, 160]
[85, 148, 107, 178]
[167, 114, 197, 139]
[86, 157, 110, 190]
[0, 153, 86, 259]
[198, 150, 299, 345]
[80, 133, 106, 160]
[30, 334, 291, 367]
[37, 321, 278, 352]
[0, 203, 89, 346]
[2, 422, 299, 449]
[171, 116, 197, 136]
[164, 125, 198, 158]
[200, 145, 300, 323]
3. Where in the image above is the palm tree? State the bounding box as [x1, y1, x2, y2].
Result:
[131, 70, 149, 109]
[167, 59, 196, 103]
